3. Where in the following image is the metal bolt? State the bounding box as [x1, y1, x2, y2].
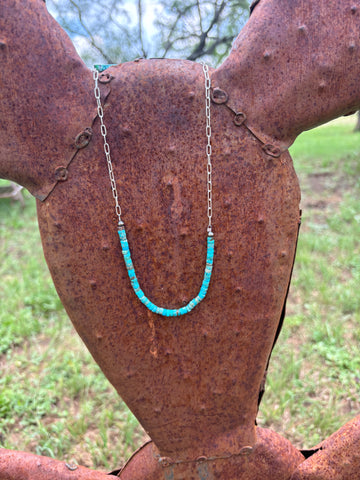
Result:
[263, 144, 282, 158]
[298, 25, 307, 34]
[196, 456, 208, 463]
[239, 446, 253, 456]
[54, 166, 68, 181]
[99, 72, 114, 84]
[233, 112, 246, 127]
[211, 87, 228, 105]
[159, 457, 173, 467]
[74, 127, 92, 149]
[263, 51, 271, 60]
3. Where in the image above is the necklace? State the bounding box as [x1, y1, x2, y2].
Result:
[93, 62, 214, 317]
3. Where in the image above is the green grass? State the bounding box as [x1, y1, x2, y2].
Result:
[258, 116, 360, 448]
[0, 189, 146, 471]
[1, 115, 359, 469]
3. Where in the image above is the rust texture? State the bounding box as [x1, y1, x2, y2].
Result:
[0, 449, 111, 480]
[0, 0, 359, 479]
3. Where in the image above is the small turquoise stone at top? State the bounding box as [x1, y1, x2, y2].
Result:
[118, 226, 214, 317]
[94, 64, 117, 72]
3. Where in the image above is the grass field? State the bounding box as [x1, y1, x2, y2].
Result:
[1, 116, 359, 471]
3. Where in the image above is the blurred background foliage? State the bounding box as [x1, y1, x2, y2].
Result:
[46, 0, 250, 66]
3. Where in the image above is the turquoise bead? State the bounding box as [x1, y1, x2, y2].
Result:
[94, 64, 117, 72]
[127, 268, 136, 279]
[118, 227, 214, 317]
[137, 290, 145, 300]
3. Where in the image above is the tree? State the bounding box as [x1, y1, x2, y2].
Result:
[46, 0, 250, 66]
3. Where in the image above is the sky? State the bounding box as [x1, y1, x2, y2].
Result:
[46, 0, 162, 62]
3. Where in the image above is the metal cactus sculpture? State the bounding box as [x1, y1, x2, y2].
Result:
[0, 0, 359, 478]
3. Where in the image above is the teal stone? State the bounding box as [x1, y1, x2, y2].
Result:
[127, 269, 136, 279]
[188, 299, 196, 310]
[118, 225, 214, 317]
[198, 290, 206, 300]
[94, 64, 117, 72]
[137, 291, 145, 300]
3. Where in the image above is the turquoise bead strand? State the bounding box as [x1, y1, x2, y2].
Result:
[118, 225, 214, 317]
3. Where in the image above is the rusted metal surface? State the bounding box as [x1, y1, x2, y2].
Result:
[35, 56, 302, 461]
[118, 428, 304, 480]
[0, 0, 359, 479]
[290, 416, 360, 480]
[0, 449, 111, 479]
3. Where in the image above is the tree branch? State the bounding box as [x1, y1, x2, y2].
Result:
[186, 0, 227, 60]
[138, 0, 147, 58]
[69, 0, 115, 63]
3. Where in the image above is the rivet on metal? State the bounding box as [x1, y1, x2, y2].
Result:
[298, 25, 307, 33]
[195, 456, 207, 463]
[262, 144, 282, 158]
[159, 457, 173, 467]
[239, 446, 253, 456]
[211, 87, 229, 104]
[99, 72, 114, 84]
[224, 198, 232, 209]
[233, 112, 246, 126]
[54, 166, 68, 181]
[74, 127, 92, 149]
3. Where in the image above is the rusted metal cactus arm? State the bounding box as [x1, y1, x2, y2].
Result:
[290, 415, 360, 480]
[0, 0, 95, 201]
[0, 449, 112, 479]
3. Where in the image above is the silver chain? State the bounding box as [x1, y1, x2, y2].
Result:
[93, 63, 213, 233]
[93, 69, 123, 224]
[201, 61, 213, 235]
